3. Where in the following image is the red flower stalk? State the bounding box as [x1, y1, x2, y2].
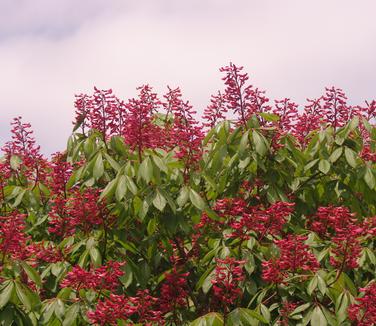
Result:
[211, 257, 245, 311]
[61, 261, 124, 292]
[48, 188, 109, 237]
[310, 206, 364, 269]
[0, 212, 29, 262]
[262, 235, 319, 284]
[159, 267, 190, 313]
[87, 290, 163, 326]
[348, 283, 376, 326]
[2, 117, 48, 185]
[322, 87, 353, 129]
[48, 152, 72, 196]
[220, 63, 270, 127]
[273, 98, 299, 133]
[163, 86, 204, 171]
[293, 97, 325, 144]
[279, 301, 298, 326]
[251, 201, 295, 240]
[203, 91, 228, 129]
[27, 242, 65, 264]
[124, 85, 163, 158]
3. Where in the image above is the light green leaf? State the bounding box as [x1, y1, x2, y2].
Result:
[252, 130, 268, 156]
[364, 167, 375, 189]
[318, 159, 330, 174]
[329, 147, 343, 163]
[344, 147, 357, 168]
[153, 190, 167, 211]
[93, 153, 104, 179]
[89, 247, 102, 267]
[311, 306, 327, 326]
[20, 262, 42, 287]
[139, 157, 153, 183]
[227, 308, 267, 325]
[115, 175, 127, 201]
[189, 189, 207, 210]
[190, 312, 224, 326]
[0, 281, 14, 309]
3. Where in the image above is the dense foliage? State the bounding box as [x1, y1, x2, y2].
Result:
[1, 63, 375, 325]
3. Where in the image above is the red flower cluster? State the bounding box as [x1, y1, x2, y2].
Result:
[48, 188, 108, 236]
[348, 283, 376, 326]
[87, 290, 163, 326]
[211, 257, 245, 310]
[196, 198, 294, 241]
[262, 235, 319, 284]
[219, 63, 270, 128]
[0, 212, 29, 261]
[61, 261, 124, 292]
[203, 91, 227, 129]
[160, 267, 190, 313]
[310, 206, 364, 269]
[27, 242, 65, 264]
[2, 117, 48, 185]
[279, 301, 298, 326]
[163, 87, 204, 169]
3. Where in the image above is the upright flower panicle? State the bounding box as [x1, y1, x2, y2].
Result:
[262, 235, 319, 284]
[211, 257, 245, 311]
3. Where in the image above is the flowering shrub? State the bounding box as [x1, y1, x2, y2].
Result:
[0, 63, 375, 325]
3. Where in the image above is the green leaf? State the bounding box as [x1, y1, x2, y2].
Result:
[227, 308, 267, 325]
[252, 130, 268, 156]
[103, 152, 121, 171]
[153, 190, 167, 211]
[344, 147, 357, 168]
[329, 147, 343, 163]
[0, 281, 14, 309]
[139, 157, 153, 183]
[116, 175, 127, 201]
[147, 218, 157, 235]
[89, 247, 102, 267]
[93, 153, 104, 179]
[307, 275, 318, 295]
[290, 303, 312, 316]
[260, 304, 271, 323]
[99, 178, 118, 201]
[177, 186, 190, 207]
[364, 166, 375, 189]
[259, 112, 280, 122]
[189, 189, 207, 210]
[190, 312, 224, 326]
[20, 262, 42, 287]
[152, 155, 168, 173]
[319, 159, 331, 174]
[15, 282, 34, 311]
[62, 303, 79, 326]
[310, 306, 327, 326]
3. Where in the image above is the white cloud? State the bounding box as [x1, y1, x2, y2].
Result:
[0, 0, 375, 154]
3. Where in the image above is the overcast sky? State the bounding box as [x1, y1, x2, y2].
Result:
[1, 0, 375, 154]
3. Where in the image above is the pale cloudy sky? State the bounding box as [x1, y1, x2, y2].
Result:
[1, 0, 375, 154]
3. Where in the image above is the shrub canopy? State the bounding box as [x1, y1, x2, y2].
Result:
[0, 63, 375, 325]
